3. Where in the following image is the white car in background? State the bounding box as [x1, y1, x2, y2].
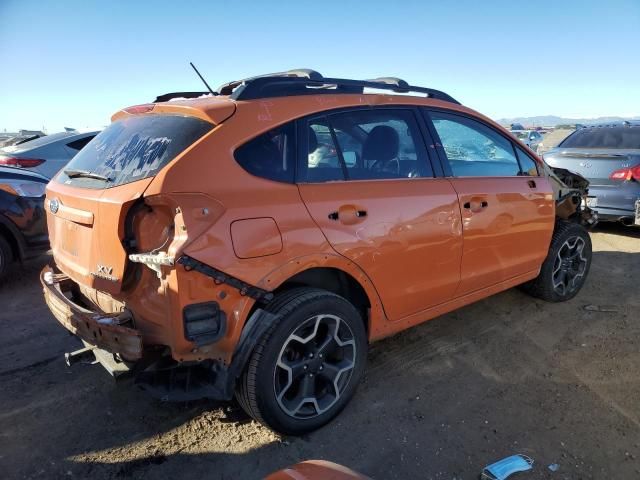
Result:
[0, 129, 100, 179]
[511, 129, 544, 152]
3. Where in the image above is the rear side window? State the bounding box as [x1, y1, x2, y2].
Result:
[559, 125, 640, 149]
[430, 111, 520, 177]
[302, 109, 431, 182]
[234, 122, 295, 183]
[66, 136, 95, 151]
[58, 115, 213, 189]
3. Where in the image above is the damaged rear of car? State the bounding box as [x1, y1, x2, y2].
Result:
[41, 69, 598, 435]
[42, 99, 243, 385]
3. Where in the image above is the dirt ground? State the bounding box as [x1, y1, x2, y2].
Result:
[1, 223, 639, 479]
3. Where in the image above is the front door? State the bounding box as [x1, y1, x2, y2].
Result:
[426, 109, 555, 296]
[297, 107, 463, 321]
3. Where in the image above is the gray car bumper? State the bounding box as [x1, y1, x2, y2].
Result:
[588, 183, 640, 223]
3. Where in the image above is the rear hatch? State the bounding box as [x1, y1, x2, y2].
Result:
[46, 112, 216, 293]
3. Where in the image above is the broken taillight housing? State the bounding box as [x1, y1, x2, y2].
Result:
[609, 164, 640, 181]
[126, 193, 225, 278]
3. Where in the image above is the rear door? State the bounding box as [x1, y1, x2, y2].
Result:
[297, 107, 463, 321]
[424, 109, 554, 296]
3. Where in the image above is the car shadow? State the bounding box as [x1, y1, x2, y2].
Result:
[591, 221, 640, 238]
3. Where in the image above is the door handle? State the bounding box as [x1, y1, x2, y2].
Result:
[328, 207, 367, 224]
[463, 200, 488, 212]
[527, 180, 537, 188]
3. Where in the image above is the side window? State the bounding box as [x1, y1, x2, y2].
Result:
[306, 118, 344, 182]
[66, 135, 95, 151]
[430, 111, 520, 177]
[303, 109, 431, 182]
[235, 122, 295, 183]
[515, 145, 539, 176]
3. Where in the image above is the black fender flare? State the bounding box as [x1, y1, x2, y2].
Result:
[212, 308, 280, 400]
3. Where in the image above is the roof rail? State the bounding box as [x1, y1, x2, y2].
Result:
[366, 77, 411, 91]
[219, 69, 460, 104]
[217, 69, 324, 96]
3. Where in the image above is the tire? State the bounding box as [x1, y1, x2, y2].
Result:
[235, 287, 367, 435]
[521, 219, 592, 302]
[0, 234, 14, 282]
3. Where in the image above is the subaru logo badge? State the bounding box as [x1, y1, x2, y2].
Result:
[49, 198, 59, 214]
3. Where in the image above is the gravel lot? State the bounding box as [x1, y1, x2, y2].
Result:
[1, 224, 639, 479]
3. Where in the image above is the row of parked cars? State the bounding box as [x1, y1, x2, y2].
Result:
[0, 129, 99, 279]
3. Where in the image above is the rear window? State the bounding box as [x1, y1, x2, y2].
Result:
[559, 125, 640, 149]
[57, 115, 213, 189]
[4, 132, 72, 151]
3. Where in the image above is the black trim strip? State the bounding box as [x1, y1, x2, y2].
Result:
[226, 75, 460, 104]
[177, 255, 274, 303]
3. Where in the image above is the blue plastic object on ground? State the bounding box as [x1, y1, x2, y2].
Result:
[481, 454, 534, 480]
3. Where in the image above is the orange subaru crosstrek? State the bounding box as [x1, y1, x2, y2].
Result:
[42, 69, 595, 434]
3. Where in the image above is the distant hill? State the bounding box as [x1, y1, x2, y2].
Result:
[497, 115, 640, 127]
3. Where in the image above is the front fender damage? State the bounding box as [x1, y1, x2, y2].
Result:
[541, 162, 597, 226]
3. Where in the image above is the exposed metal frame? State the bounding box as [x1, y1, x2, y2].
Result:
[177, 255, 274, 303]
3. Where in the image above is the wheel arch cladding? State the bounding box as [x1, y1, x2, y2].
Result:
[275, 267, 371, 332]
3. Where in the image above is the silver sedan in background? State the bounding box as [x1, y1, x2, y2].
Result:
[543, 121, 640, 225]
[0, 129, 100, 179]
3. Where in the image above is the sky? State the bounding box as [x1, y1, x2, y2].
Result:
[1, 0, 639, 133]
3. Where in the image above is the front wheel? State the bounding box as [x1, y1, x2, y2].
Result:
[235, 288, 367, 435]
[521, 219, 592, 302]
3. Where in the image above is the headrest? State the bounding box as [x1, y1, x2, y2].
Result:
[362, 125, 399, 161]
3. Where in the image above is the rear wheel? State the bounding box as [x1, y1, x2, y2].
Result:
[236, 288, 367, 435]
[521, 220, 592, 302]
[0, 234, 14, 282]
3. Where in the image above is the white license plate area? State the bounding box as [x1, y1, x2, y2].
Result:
[635, 200, 640, 225]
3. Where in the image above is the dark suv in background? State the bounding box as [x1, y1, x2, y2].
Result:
[543, 121, 640, 226]
[0, 166, 49, 280]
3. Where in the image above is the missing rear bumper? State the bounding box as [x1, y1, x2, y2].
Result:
[41, 264, 143, 361]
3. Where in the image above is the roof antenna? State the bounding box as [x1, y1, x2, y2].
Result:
[190, 62, 216, 96]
